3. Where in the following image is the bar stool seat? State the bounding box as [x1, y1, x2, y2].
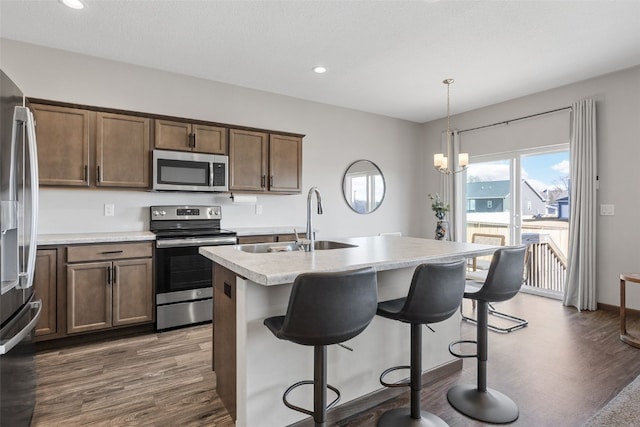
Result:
[264, 267, 378, 427]
[376, 260, 467, 427]
[447, 246, 527, 424]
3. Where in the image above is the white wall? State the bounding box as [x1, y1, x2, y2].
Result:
[422, 66, 640, 309]
[0, 39, 424, 239]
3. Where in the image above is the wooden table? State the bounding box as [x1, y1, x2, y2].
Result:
[620, 273, 640, 348]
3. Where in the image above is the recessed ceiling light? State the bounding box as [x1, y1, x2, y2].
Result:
[312, 66, 327, 74]
[60, 0, 85, 10]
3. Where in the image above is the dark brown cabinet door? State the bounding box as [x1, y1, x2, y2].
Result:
[96, 112, 150, 188]
[112, 258, 153, 326]
[155, 120, 227, 154]
[229, 129, 268, 192]
[192, 124, 227, 154]
[214, 264, 238, 420]
[34, 249, 57, 337]
[154, 119, 192, 152]
[32, 104, 90, 186]
[269, 134, 302, 193]
[67, 261, 112, 334]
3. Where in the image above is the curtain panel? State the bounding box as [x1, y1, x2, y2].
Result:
[563, 99, 597, 311]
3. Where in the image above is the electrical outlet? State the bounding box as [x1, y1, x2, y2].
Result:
[255, 205, 263, 215]
[104, 204, 115, 217]
[599, 204, 614, 216]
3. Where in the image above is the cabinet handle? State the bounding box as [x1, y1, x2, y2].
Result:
[261, 175, 266, 188]
[106, 266, 112, 285]
[270, 176, 274, 187]
[101, 250, 124, 255]
[188, 133, 195, 149]
[84, 165, 88, 183]
[113, 265, 118, 285]
[97, 165, 101, 183]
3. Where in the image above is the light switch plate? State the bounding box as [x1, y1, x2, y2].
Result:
[600, 204, 614, 216]
[104, 204, 115, 216]
[255, 205, 263, 215]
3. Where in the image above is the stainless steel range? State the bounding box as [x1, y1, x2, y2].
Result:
[150, 205, 237, 331]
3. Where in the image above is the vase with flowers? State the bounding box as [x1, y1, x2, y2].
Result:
[428, 193, 449, 240]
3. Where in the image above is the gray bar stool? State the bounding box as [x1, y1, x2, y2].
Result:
[376, 260, 467, 427]
[447, 245, 527, 424]
[263, 267, 378, 427]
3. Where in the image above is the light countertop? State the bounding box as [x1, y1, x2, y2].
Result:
[37, 231, 156, 246]
[199, 235, 497, 286]
[37, 226, 306, 246]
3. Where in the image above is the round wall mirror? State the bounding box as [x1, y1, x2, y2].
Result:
[342, 160, 386, 214]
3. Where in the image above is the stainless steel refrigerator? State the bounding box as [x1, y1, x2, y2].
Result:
[0, 69, 41, 426]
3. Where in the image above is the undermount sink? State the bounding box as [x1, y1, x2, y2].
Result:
[237, 240, 357, 253]
[312, 240, 357, 250]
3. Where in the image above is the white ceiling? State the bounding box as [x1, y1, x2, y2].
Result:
[1, 0, 639, 123]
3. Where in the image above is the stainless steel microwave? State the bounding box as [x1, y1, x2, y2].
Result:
[152, 150, 228, 192]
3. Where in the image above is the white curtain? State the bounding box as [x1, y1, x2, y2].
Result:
[563, 99, 597, 311]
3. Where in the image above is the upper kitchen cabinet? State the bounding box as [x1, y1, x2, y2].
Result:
[269, 134, 302, 193]
[155, 119, 227, 154]
[32, 103, 152, 189]
[32, 104, 91, 186]
[229, 129, 267, 192]
[229, 129, 302, 194]
[96, 112, 150, 188]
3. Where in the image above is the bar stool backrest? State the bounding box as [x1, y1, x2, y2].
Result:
[278, 267, 378, 346]
[476, 246, 527, 303]
[399, 259, 467, 324]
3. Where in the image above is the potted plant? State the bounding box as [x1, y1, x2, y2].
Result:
[428, 193, 449, 240]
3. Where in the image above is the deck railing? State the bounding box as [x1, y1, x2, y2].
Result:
[466, 223, 568, 295]
[524, 237, 567, 293]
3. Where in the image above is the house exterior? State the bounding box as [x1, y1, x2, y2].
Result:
[466, 179, 546, 218]
[556, 194, 570, 220]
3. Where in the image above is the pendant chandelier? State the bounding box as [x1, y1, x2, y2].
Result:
[433, 78, 468, 174]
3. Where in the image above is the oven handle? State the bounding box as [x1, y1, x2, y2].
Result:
[156, 236, 238, 248]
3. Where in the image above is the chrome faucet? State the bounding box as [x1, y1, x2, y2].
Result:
[305, 187, 323, 252]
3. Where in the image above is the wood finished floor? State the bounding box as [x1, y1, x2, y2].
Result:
[32, 293, 640, 426]
[32, 326, 233, 427]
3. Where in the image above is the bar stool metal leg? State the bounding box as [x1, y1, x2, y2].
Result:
[314, 345, 328, 426]
[447, 301, 519, 424]
[378, 324, 448, 427]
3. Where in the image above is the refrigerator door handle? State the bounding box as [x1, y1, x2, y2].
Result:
[17, 107, 39, 289]
[0, 300, 42, 355]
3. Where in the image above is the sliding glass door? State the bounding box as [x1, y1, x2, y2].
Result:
[464, 146, 569, 297]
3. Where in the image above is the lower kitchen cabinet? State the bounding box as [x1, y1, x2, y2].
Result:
[66, 242, 153, 334]
[34, 249, 59, 338]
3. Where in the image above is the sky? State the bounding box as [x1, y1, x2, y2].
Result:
[467, 151, 570, 193]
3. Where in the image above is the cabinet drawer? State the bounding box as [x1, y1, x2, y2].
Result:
[67, 242, 152, 263]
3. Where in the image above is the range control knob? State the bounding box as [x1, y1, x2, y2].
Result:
[152, 210, 160, 217]
[160, 210, 166, 216]
[213, 208, 220, 216]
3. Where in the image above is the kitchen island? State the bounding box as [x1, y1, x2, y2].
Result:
[200, 235, 497, 426]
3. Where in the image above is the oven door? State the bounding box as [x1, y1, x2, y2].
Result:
[155, 244, 213, 295]
[154, 235, 237, 295]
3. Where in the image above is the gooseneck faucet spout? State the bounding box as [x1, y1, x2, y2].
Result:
[305, 187, 323, 252]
